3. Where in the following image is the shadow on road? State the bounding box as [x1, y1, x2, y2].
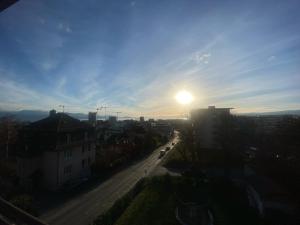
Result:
[34, 143, 169, 215]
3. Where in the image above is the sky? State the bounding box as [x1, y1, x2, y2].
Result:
[0, 0, 300, 118]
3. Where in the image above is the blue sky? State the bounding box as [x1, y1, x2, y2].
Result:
[0, 0, 300, 118]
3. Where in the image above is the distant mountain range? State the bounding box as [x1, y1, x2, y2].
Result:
[0, 109, 299, 122]
[0, 110, 94, 122]
[237, 110, 300, 116]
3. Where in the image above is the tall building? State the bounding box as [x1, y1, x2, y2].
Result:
[88, 112, 97, 126]
[17, 110, 96, 190]
[190, 106, 232, 149]
[140, 116, 145, 122]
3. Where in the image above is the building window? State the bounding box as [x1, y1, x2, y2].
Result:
[67, 134, 71, 143]
[88, 143, 91, 151]
[88, 157, 91, 165]
[64, 165, 72, 175]
[82, 144, 85, 153]
[64, 149, 72, 160]
[85, 132, 88, 140]
[82, 159, 86, 168]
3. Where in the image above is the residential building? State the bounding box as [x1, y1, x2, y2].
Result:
[251, 115, 286, 134]
[108, 116, 117, 124]
[190, 106, 232, 149]
[17, 110, 96, 191]
[151, 121, 173, 139]
[88, 112, 97, 126]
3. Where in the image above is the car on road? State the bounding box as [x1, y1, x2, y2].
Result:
[172, 142, 175, 145]
[165, 146, 170, 151]
[159, 149, 166, 158]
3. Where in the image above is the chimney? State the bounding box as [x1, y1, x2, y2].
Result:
[49, 109, 56, 117]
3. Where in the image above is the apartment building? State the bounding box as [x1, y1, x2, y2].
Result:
[17, 110, 96, 190]
[190, 106, 232, 149]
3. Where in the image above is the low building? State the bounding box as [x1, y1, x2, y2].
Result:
[151, 121, 173, 139]
[108, 116, 117, 124]
[17, 110, 96, 191]
[191, 106, 232, 149]
[252, 115, 285, 134]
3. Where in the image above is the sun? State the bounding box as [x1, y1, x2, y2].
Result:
[175, 90, 194, 105]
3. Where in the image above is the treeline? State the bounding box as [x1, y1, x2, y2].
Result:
[93, 124, 171, 173]
[167, 115, 300, 202]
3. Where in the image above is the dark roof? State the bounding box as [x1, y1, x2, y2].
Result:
[0, 0, 18, 12]
[28, 113, 91, 131]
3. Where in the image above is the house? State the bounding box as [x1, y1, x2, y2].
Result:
[190, 106, 232, 149]
[17, 110, 96, 191]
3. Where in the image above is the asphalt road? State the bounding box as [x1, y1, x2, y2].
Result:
[40, 132, 179, 225]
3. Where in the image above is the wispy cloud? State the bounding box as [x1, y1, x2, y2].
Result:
[0, 0, 299, 116]
[58, 22, 72, 33]
[130, 1, 136, 7]
[192, 52, 211, 64]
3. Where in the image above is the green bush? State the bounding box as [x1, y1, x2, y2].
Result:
[9, 194, 38, 216]
[93, 178, 146, 225]
[115, 175, 179, 225]
[94, 175, 261, 225]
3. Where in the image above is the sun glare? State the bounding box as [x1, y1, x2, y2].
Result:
[175, 90, 194, 105]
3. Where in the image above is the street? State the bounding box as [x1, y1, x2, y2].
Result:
[40, 132, 179, 225]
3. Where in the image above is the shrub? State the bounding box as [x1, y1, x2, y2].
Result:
[93, 178, 146, 225]
[9, 194, 38, 216]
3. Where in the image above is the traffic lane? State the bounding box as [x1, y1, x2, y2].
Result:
[48, 147, 166, 225]
[42, 133, 179, 225]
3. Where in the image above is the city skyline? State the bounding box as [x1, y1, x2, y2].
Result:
[1, 0, 300, 118]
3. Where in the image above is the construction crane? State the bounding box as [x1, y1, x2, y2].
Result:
[96, 105, 120, 120]
[96, 107, 103, 121]
[98, 106, 113, 120]
[103, 106, 109, 120]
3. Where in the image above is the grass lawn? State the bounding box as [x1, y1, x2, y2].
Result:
[115, 179, 180, 225]
[94, 175, 262, 225]
[162, 143, 190, 169]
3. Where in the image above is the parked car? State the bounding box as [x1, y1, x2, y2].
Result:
[166, 146, 170, 151]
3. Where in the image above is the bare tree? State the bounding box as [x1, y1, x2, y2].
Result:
[0, 116, 19, 159]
